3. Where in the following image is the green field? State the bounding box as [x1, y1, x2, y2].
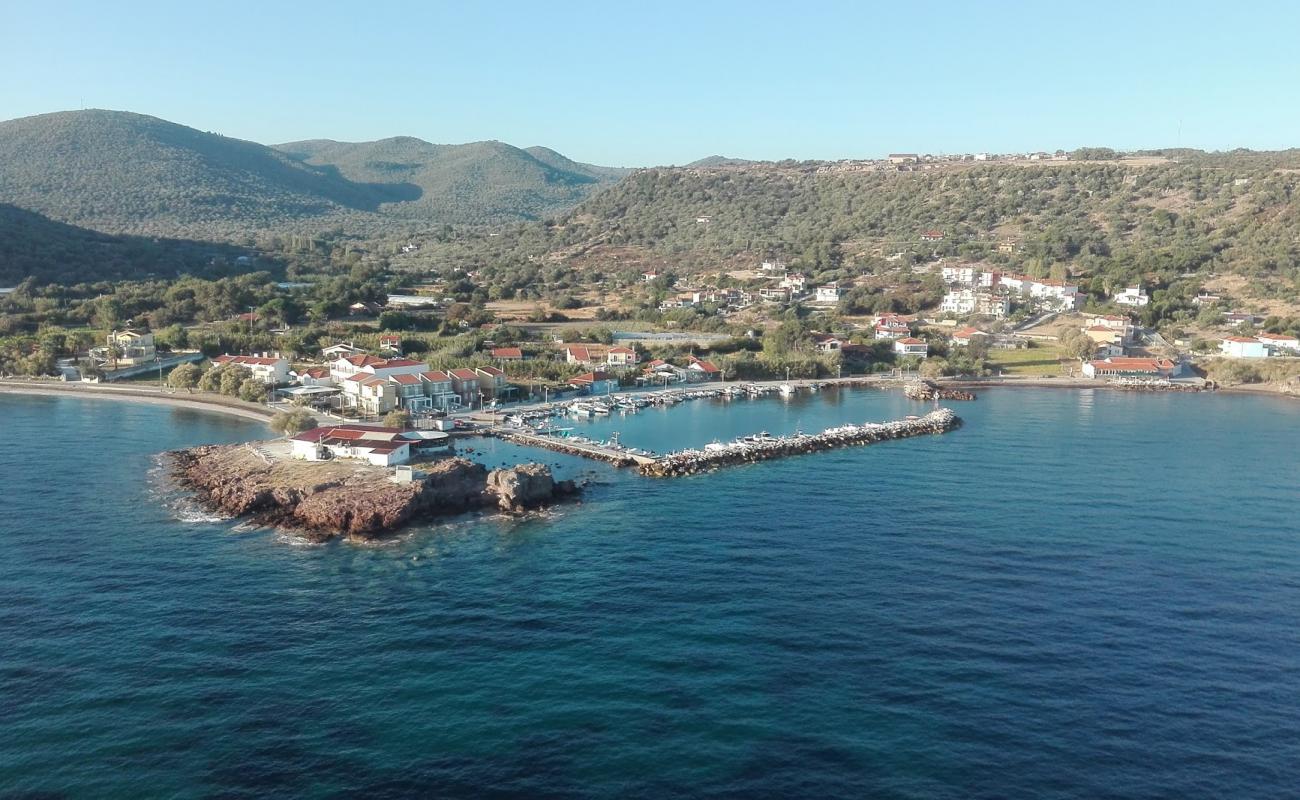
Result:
[987, 344, 1072, 377]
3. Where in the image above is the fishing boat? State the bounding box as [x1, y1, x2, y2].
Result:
[778, 384, 795, 396]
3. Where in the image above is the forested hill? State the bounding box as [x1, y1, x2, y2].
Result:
[273, 137, 627, 225]
[443, 154, 1300, 292]
[0, 203, 252, 286]
[0, 110, 624, 241]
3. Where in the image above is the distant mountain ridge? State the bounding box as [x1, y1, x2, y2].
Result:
[0, 109, 627, 240]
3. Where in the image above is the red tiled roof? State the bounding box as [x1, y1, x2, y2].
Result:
[302, 367, 329, 378]
[566, 345, 591, 361]
[420, 370, 451, 382]
[291, 425, 403, 442]
[450, 368, 480, 380]
[491, 347, 523, 358]
[1257, 333, 1298, 341]
[897, 337, 927, 345]
[215, 354, 284, 366]
[476, 366, 505, 377]
[372, 359, 423, 368]
[608, 346, 636, 355]
[570, 371, 613, 384]
[690, 360, 721, 373]
[1224, 336, 1259, 343]
[389, 373, 421, 385]
[337, 354, 385, 367]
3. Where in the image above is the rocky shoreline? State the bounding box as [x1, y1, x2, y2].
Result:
[168, 444, 579, 540]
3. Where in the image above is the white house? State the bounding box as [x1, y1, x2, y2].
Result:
[1220, 337, 1268, 358]
[941, 265, 978, 285]
[950, 327, 988, 347]
[1114, 285, 1150, 307]
[1257, 333, 1300, 353]
[814, 284, 843, 303]
[1082, 357, 1180, 379]
[779, 273, 807, 292]
[289, 425, 449, 467]
[894, 337, 929, 358]
[212, 354, 290, 385]
[941, 289, 1009, 318]
[606, 346, 637, 367]
[321, 342, 365, 359]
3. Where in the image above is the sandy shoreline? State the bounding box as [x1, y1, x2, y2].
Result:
[0, 380, 276, 424]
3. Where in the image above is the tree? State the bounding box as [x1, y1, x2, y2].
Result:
[238, 378, 268, 402]
[220, 366, 250, 396]
[383, 409, 412, 429]
[168, 362, 202, 391]
[271, 407, 318, 436]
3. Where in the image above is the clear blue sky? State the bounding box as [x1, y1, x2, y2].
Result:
[3, 0, 1297, 166]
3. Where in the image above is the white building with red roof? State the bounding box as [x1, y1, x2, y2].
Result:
[894, 337, 929, 358]
[687, 356, 723, 380]
[606, 346, 637, 367]
[1220, 337, 1268, 359]
[950, 327, 987, 347]
[1082, 357, 1180, 378]
[1257, 332, 1300, 353]
[289, 425, 450, 467]
[213, 354, 290, 384]
[565, 345, 593, 365]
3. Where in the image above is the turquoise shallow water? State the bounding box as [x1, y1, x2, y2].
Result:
[2, 389, 1299, 798]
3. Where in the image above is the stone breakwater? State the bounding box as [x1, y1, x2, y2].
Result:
[639, 409, 962, 477]
[168, 444, 579, 539]
[905, 381, 977, 401]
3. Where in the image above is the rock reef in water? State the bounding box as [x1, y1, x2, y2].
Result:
[167, 444, 578, 539]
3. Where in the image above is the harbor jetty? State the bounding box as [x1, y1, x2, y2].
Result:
[492, 429, 647, 467]
[904, 380, 976, 401]
[640, 408, 962, 477]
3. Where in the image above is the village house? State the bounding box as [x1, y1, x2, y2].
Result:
[348, 301, 383, 316]
[1083, 326, 1125, 346]
[779, 273, 808, 293]
[1085, 314, 1135, 341]
[213, 354, 291, 385]
[759, 286, 792, 303]
[606, 346, 638, 367]
[1114, 285, 1150, 307]
[569, 371, 618, 395]
[449, 368, 485, 406]
[378, 334, 403, 355]
[475, 366, 510, 400]
[894, 337, 930, 358]
[814, 284, 843, 303]
[1257, 332, 1300, 353]
[940, 288, 1009, 318]
[418, 370, 459, 411]
[920, 230, 945, 242]
[105, 329, 156, 366]
[1082, 357, 1180, 379]
[1224, 312, 1262, 328]
[687, 357, 723, 381]
[296, 367, 334, 387]
[812, 333, 845, 353]
[1220, 337, 1268, 358]
[1193, 293, 1222, 305]
[330, 354, 386, 382]
[565, 345, 594, 365]
[490, 346, 524, 361]
[874, 314, 913, 340]
[950, 327, 988, 347]
[321, 342, 366, 359]
[343, 376, 396, 415]
[387, 373, 427, 411]
[641, 271, 659, 283]
[642, 359, 687, 385]
[940, 265, 978, 285]
[991, 273, 1083, 312]
[1092, 341, 1125, 358]
[336, 358, 430, 413]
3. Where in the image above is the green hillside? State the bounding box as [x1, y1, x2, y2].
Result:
[273, 137, 624, 225]
[0, 203, 253, 285]
[0, 110, 625, 243]
[432, 154, 1300, 298]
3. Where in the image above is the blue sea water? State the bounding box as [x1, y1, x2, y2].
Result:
[2, 388, 1299, 799]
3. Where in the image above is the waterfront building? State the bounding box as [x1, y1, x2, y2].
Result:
[212, 354, 290, 384]
[289, 425, 451, 467]
[1221, 337, 1269, 358]
[296, 367, 334, 388]
[449, 368, 484, 405]
[894, 337, 930, 358]
[418, 371, 460, 411]
[950, 327, 987, 346]
[570, 371, 618, 395]
[687, 357, 723, 381]
[1082, 357, 1180, 378]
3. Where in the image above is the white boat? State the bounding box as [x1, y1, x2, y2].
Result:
[778, 384, 795, 396]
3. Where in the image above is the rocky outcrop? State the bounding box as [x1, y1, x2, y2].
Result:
[486, 463, 579, 513]
[167, 445, 579, 539]
[905, 380, 976, 401]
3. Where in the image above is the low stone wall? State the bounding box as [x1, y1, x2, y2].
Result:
[641, 408, 962, 477]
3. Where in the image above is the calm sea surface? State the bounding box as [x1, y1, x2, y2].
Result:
[2, 389, 1299, 798]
